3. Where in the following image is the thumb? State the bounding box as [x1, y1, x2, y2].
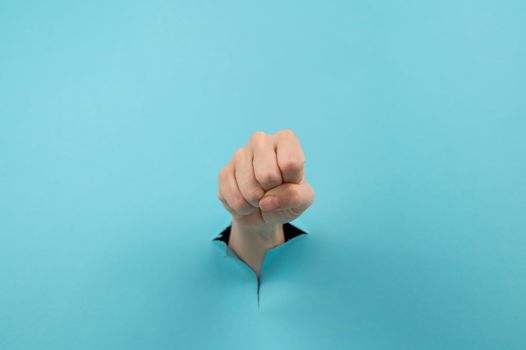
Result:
[258, 182, 314, 212]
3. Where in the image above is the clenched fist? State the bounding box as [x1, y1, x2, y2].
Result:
[218, 130, 314, 228]
[217, 130, 314, 275]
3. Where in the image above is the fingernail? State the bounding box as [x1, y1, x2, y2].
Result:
[260, 196, 280, 211]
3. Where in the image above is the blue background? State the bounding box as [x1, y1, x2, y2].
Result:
[1, 0, 525, 349]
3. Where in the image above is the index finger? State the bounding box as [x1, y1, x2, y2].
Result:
[275, 130, 305, 184]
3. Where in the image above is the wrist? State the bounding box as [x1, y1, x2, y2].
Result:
[231, 217, 283, 245]
[228, 217, 285, 276]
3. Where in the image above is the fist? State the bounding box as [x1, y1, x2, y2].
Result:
[218, 130, 314, 228]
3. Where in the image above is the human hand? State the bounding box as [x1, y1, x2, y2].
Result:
[217, 130, 314, 229]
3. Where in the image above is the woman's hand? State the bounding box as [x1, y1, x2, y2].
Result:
[218, 129, 314, 228]
[217, 130, 314, 275]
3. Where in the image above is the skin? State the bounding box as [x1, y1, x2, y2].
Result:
[217, 130, 315, 277]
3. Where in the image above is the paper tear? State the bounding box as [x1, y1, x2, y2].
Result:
[212, 222, 307, 306]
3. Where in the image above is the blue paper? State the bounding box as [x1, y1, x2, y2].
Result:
[1, 0, 525, 349]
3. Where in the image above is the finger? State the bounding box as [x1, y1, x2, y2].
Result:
[232, 147, 265, 207]
[249, 131, 282, 191]
[275, 129, 305, 184]
[218, 167, 236, 215]
[218, 162, 256, 216]
[258, 181, 314, 212]
[218, 196, 236, 215]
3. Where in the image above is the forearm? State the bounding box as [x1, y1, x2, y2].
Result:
[228, 217, 284, 276]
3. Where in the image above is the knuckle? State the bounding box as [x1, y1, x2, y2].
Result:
[232, 147, 245, 161]
[278, 129, 295, 138]
[258, 170, 281, 186]
[218, 167, 228, 181]
[249, 131, 267, 145]
[282, 156, 304, 174]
